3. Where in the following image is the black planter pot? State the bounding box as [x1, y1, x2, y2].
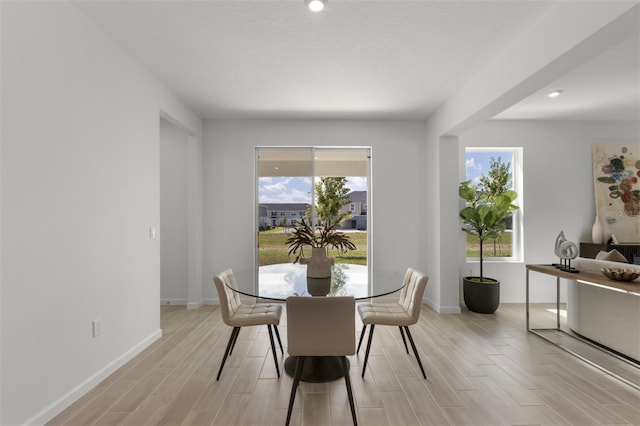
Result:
[463, 277, 500, 314]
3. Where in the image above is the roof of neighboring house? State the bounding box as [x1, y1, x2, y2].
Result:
[260, 203, 310, 211]
[348, 191, 367, 203]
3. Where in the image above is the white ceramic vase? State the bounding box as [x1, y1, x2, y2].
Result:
[591, 215, 603, 244]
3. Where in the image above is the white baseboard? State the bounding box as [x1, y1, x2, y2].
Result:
[424, 297, 462, 314]
[160, 298, 188, 305]
[27, 329, 163, 426]
[182, 298, 219, 306]
[186, 301, 203, 310]
[437, 305, 463, 314]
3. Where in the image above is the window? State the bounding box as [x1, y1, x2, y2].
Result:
[350, 203, 355, 212]
[465, 147, 523, 262]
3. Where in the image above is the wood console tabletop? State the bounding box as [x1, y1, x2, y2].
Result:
[526, 264, 640, 295]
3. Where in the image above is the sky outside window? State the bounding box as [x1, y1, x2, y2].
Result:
[259, 177, 367, 203]
[466, 151, 514, 186]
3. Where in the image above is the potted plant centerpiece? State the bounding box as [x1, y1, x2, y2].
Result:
[285, 212, 356, 296]
[459, 157, 518, 313]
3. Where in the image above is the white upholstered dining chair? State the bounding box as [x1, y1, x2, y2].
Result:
[356, 267, 429, 379]
[213, 269, 283, 380]
[285, 296, 358, 426]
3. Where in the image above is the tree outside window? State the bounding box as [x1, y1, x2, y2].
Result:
[465, 148, 523, 261]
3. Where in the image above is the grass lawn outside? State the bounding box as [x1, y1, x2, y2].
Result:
[260, 228, 510, 263]
[258, 227, 367, 266]
[466, 232, 513, 258]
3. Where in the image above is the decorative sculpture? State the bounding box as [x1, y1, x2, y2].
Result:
[553, 231, 566, 267]
[553, 231, 579, 273]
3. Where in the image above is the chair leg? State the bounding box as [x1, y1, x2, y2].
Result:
[357, 325, 367, 354]
[217, 327, 240, 381]
[403, 326, 427, 379]
[341, 356, 358, 426]
[361, 324, 375, 378]
[229, 326, 241, 355]
[273, 324, 284, 355]
[398, 326, 409, 354]
[286, 356, 306, 426]
[267, 324, 280, 378]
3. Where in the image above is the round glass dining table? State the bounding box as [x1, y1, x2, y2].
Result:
[227, 263, 405, 382]
[231, 263, 404, 301]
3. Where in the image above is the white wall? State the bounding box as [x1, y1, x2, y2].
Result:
[0, 2, 202, 424]
[458, 120, 640, 303]
[203, 120, 429, 304]
[160, 119, 189, 304]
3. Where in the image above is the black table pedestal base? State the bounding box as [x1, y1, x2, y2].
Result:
[284, 356, 349, 383]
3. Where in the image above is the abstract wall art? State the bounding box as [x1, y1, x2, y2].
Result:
[592, 142, 640, 243]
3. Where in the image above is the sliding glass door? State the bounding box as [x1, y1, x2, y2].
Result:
[256, 147, 370, 292]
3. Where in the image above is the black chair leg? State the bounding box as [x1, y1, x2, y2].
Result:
[398, 326, 409, 353]
[286, 356, 306, 426]
[341, 356, 358, 425]
[404, 326, 427, 379]
[361, 324, 375, 378]
[267, 325, 280, 378]
[357, 325, 367, 354]
[217, 327, 240, 380]
[273, 324, 284, 355]
[229, 326, 241, 355]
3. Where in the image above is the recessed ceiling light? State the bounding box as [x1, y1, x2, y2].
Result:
[547, 90, 564, 98]
[306, 0, 326, 12]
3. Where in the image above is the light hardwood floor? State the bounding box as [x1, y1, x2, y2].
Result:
[48, 303, 640, 426]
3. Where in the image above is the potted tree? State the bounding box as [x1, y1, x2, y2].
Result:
[459, 158, 518, 313]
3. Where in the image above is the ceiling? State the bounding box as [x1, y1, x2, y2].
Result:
[74, 0, 639, 122]
[496, 33, 639, 121]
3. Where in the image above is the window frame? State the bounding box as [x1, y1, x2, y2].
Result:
[255, 146, 373, 293]
[465, 147, 523, 263]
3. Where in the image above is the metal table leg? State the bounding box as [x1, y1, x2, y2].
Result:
[556, 276, 560, 330]
[526, 269, 530, 330]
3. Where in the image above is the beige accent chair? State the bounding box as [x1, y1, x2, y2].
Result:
[213, 269, 283, 380]
[357, 268, 428, 379]
[285, 296, 357, 426]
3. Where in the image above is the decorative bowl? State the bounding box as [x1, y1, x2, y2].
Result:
[601, 267, 640, 282]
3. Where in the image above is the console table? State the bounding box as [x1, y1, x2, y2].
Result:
[526, 264, 640, 389]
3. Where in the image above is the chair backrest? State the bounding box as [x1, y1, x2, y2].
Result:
[286, 296, 355, 357]
[213, 269, 243, 325]
[398, 268, 429, 324]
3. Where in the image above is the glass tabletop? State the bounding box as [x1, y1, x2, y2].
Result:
[231, 263, 404, 301]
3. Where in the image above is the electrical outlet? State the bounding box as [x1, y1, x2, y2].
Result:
[92, 319, 103, 337]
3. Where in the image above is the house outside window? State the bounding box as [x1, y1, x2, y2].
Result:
[465, 147, 523, 262]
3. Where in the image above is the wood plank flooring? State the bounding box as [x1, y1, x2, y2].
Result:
[48, 303, 640, 426]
